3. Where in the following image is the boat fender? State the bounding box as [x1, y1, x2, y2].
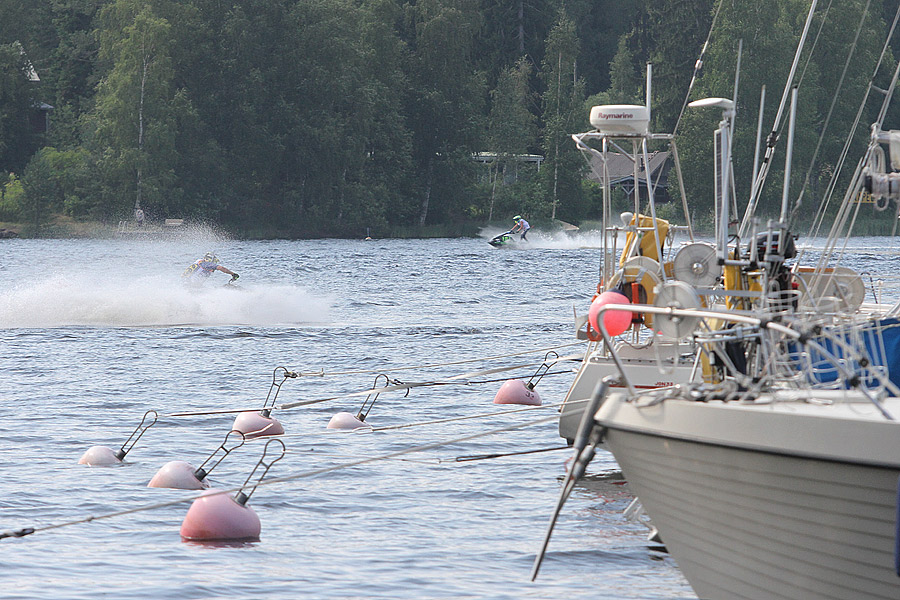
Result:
[587, 291, 632, 338]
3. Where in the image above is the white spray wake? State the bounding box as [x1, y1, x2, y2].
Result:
[0, 274, 331, 327]
[479, 227, 606, 249]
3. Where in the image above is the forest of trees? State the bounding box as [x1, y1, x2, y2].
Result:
[1, 0, 899, 238]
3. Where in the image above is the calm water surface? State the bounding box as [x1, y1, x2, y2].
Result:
[1, 229, 896, 599]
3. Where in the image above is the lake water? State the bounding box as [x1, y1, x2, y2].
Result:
[1, 228, 897, 600]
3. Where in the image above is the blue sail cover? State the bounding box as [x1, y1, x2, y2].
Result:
[789, 318, 900, 389]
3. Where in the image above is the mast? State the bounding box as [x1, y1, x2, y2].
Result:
[739, 0, 819, 238]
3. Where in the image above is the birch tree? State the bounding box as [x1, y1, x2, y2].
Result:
[88, 0, 178, 219]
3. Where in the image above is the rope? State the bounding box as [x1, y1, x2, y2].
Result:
[165, 407, 272, 417]
[370, 400, 568, 432]
[454, 446, 569, 463]
[1, 414, 560, 541]
[287, 340, 586, 378]
[206, 399, 589, 446]
[277, 353, 585, 410]
[157, 351, 583, 419]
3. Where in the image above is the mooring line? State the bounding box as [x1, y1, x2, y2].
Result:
[287, 341, 586, 378]
[278, 353, 584, 410]
[279, 448, 445, 465]
[165, 407, 271, 417]
[153, 342, 584, 418]
[163, 393, 589, 440]
[454, 445, 570, 462]
[370, 400, 567, 432]
[225, 400, 573, 444]
[0, 414, 559, 541]
[159, 354, 582, 419]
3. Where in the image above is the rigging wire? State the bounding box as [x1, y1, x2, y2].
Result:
[739, 0, 821, 238]
[672, 0, 726, 136]
[793, 0, 833, 94]
[802, 2, 900, 246]
[792, 0, 872, 235]
[806, 2, 900, 277]
[787, 0, 848, 229]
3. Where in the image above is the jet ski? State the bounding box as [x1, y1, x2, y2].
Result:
[222, 275, 243, 290]
[489, 230, 514, 247]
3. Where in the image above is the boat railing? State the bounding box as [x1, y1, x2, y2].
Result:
[591, 302, 898, 420]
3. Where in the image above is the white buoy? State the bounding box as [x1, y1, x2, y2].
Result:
[326, 412, 372, 430]
[232, 411, 284, 439]
[493, 379, 541, 406]
[148, 460, 209, 489]
[78, 445, 123, 466]
[79, 410, 158, 465]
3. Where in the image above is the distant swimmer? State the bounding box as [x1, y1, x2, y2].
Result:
[182, 252, 239, 285]
[511, 214, 530, 240]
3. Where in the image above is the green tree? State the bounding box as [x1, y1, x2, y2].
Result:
[539, 10, 586, 221]
[20, 146, 94, 222]
[41, 0, 104, 149]
[613, 0, 715, 132]
[188, 0, 294, 229]
[0, 172, 24, 221]
[568, 0, 641, 96]
[279, 0, 410, 235]
[675, 0, 892, 229]
[478, 0, 555, 82]
[486, 56, 537, 220]
[0, 43, 40, 175]
[87, 0, 180, 221]
[404, 0, 486, 226]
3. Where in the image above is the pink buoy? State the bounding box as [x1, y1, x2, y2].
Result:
[493, 379, 541, 406]
[232, 411, 284, 439]
[327, 412, 371, 430]
[180, 489, 260, 541]
[148, 461, 209, 490]
[78, 446, 122, 466]
[588, 291, 632, 337]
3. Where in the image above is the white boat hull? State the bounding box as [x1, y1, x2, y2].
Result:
[558, 342, 696, 443]
[596, 394, 900, 600]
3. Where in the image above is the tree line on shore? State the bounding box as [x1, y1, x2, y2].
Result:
[1, 0, 898, 238]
